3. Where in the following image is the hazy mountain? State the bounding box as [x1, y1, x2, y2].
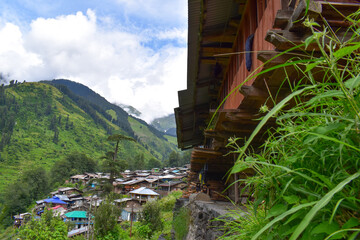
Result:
[116, 103, 142, 117]
[151, 113, 177, 137]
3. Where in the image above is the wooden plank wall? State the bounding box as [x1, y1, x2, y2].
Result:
[222, 0, 282, 109]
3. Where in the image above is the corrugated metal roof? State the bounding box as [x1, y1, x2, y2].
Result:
[65, 211, 87, 219]
[129, 187, 159, 196]
[121, 177, 146, 185]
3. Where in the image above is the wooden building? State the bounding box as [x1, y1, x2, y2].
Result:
[175, 0, 360, 202]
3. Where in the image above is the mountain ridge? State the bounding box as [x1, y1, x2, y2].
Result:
[0, 80, 178, 194]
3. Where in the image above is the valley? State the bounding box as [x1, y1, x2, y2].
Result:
[0, 80, 180, 194]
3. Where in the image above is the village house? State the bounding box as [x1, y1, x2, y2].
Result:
[175, 0, 360, 202]
[43, 196, 68, 209]
[51, 187, 83, 196]
[114, 198, 143, 222]
[64, 211, 90, 230]
[49, 205, 67, 217]
[120, 205, 143, 222]
[70, 174, 88, 184]
[13, 213, 31, 227]
[158, 181, 187, 192]
[129, 187, 160, 203]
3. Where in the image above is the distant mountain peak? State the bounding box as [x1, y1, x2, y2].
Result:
[151, 113, 176, 137]
[115, 103, 142, 117]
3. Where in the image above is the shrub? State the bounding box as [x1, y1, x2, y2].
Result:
[140, 201, 163, 234]
[173, 207, 191, 240]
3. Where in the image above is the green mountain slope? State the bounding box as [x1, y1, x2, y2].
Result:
[0, 81, 177, 193]
[41, 79, 178, 158]
[129, 116, 177, 161]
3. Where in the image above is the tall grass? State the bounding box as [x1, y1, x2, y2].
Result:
[218, 7, 360, 240]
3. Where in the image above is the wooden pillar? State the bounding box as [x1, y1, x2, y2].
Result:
[281, 0, 289, 10]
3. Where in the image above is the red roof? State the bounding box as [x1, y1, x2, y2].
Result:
[51, 205, 66, 210]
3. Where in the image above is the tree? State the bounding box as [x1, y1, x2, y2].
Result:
[147, 157, 162, 169]
[17, 210, 68, 240]
[94, 197, 121, 238]
[52, 126, 59, 144]
[1, 167, 49, 227]
[50, 152, 96, 185]
[22, 167, 49, 201]
[133, 153, 145, 170]
[139, 200, 163, 235]
[1, 181, 31, 226]
[167, 151, 180, 167]
[179, 150, 191, 167]
[106, 134, 136, 181]
[101, 151, 128, 182]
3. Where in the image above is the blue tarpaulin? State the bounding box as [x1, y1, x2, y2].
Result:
[44, 196, 67, 205]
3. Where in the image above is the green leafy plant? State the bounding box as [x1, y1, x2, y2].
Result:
[17, 210, 68, 240]
[173, 207, 191, 240]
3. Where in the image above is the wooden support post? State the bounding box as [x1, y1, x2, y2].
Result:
[281, 0, 289, 10]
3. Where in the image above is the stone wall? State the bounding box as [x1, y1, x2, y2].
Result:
[186, 200, 237, 240]
[172, 194, 239, 240]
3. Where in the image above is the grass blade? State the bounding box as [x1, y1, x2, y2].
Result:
[324, 228, 360, 240]
[289, 171, 360, 240]
[251, 202, 317, 240]
[307, 132, 360, 153]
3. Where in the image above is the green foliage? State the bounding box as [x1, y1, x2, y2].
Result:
[167, 151, 180, 167]
[17, 210, 68, 240]
[100, 151, 127, 182]
[94, 197, 121, 238]
[129, 153, 146, 170]
[21, 167, 50, 202]
[217, 13, 360, 240]
[50, 152, 96, 185]
[217, 205, 268, 240]
[159, 195, 176, 212]
[104, 134, 135, 181]
[139, 200, 163, 234]
[1, 166, 49, 227]
[146, 157, 162, 169]
[173, 207, 190, 240]
[128, 116, 178, 161]
[135, 223, 152, 239]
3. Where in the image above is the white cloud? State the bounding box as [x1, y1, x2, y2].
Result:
[0, 9, 187, 122]
[0, 23, 43, 78]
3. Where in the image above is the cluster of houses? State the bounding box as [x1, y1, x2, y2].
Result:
[14, 166, 189, 238]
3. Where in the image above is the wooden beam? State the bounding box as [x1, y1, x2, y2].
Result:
[202, 47, 234, 55]
[202, 34, 236, 43]
[192, 147, 224, 156]
[239, 85, 269, 100]
[320, 2, 360, 21]
[289, 0, 322, 32]
[273, 9, 293, 29]
[265, 29, 309, 51]
[200, 58, 229, 65]
[266, 28, 357, 52]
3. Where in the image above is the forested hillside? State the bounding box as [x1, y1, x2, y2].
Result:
[0, 81, 178, 194]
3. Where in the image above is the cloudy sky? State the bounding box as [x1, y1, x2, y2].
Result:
[0, 0, 188, 122]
